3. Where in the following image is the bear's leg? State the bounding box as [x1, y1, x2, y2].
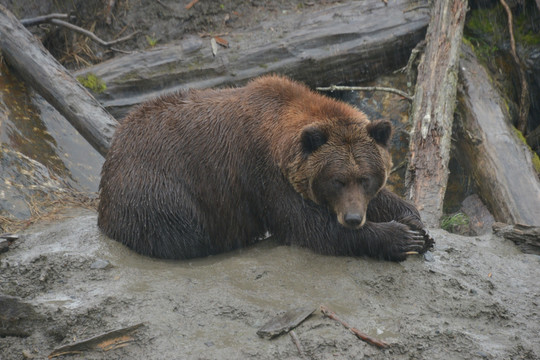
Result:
[274, 203, 428, 262]
[366, 188, 434, 254]
[366, 188, 421, 224]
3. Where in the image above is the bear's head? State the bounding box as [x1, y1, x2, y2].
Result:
[288, 118, 393, 229]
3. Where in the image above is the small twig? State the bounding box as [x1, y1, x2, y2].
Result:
[185, 0, 200, 10]
[289, 330, 305, 358]
[319, 305, 389, 349]
[49, 19, 139, 47]
[317, 85, 413, 101]
[110, 47, 132, 54]
[395, 39, 426, 93]
[500, 0, 530, 134]
[198, 32, 230, 38]
[20, 13, 68, 27]
[391, 160, 407, 174]
[21, 15, 138, 49]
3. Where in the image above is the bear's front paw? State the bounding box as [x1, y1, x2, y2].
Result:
[383, 221, 429, 262]
[397, 215, 435, 253]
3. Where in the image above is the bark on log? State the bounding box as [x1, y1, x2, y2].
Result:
[404, 0, 468, 227]
[455, 43, 540, 227]
[492, 222, 540, 255]
[74, 0, 430, 119]
[0, 5, 117, 157]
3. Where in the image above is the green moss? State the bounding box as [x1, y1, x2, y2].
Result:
[462, 37, 474, 50]
[466, 4, 540, 59]
[76, 73, 107, 94]
[513, 128, 540, 174]
[146, 34, 158, 47]
[441, 213, 469, 232]
[464, 5, 506, 62]
[533, 153, 540, 174]
[466, 5, 506, 40]
[515, 13, 540, 46]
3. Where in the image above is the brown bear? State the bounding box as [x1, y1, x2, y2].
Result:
[98, 75, 432, 261]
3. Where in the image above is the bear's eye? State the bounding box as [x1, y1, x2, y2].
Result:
[358, 177, 371, 188]
[332, 179, 346, 188]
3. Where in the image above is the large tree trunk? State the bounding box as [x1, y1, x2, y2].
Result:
[74, 0, 430, 119]
[455, 43, 540, 227]
[405, 0, 468, 227]
[0, 5, 117, 157]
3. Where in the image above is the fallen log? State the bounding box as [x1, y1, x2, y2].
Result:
[454, 43, 540, 227]
[0, 5, 117, 157]
[404, 0, 468, 227]
[74, 0, 430, 119]
[492, 222, 540, 255]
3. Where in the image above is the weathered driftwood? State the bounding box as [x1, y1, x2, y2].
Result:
[48, 323, 144, 358]
[0, 5, 117, 157]
[454, 43, 540, 227]
[257, 307, 316, 339]
[492, 222, 540, 255]
[75, 0, 430, 119]
[404, 0, 468, 227]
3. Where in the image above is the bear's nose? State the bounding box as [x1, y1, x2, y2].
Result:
[344, 213, 364, 228]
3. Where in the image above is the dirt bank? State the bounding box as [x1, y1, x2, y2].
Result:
[1, 208, 539, 359]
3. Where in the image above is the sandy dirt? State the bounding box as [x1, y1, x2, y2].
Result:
[1, 208, 540, 359]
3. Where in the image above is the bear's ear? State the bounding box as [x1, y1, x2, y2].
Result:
[301, 125, 328, 154]
[367, 120, 392, 147]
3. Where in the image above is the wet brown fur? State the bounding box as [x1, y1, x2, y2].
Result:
[98, 75, 429, 261]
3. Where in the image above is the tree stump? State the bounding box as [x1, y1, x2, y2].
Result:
[405, 0, 468, 227]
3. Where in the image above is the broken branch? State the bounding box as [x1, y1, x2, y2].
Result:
[319, 305, 389, 349]
[289, 330, 305, 358]
[316, 85, 412, 101]
[20, 13, 68, 27]
[185, 0, 200, 10]
[49, 19, 139, 47]
[20, 14, 138, 48]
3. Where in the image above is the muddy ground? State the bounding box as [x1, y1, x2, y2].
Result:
[1, 1, 540, 359]
[1, 209, 540, 359]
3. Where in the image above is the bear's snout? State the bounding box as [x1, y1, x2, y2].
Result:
[333, 184, 368, 229]
[337, 210, 366, 229]
[344, 212, 365, 228]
